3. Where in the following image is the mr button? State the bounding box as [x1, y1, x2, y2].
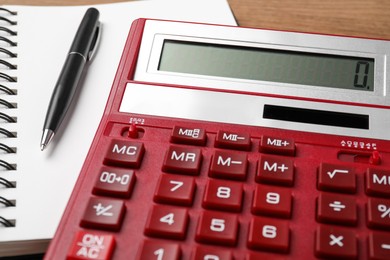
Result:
[104, 139, 145, 168]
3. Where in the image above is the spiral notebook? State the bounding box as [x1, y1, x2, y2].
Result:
[0, 1, 236, 257]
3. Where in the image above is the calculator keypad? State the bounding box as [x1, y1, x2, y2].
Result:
[64, 124, 390, 260]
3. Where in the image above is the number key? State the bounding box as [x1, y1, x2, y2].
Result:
[247, 216, 290, 253]
[154, 174, 196, 206]
[202, 179, 243, 212]
[144, 205, 189, 240]
[195, 211, 239, 246]
[252, 184, 292, 218]
[138, 240, 181, 260]
[191, 245, 233, 260]
[93, 167, 136, 198]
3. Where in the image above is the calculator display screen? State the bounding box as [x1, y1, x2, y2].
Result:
[158, 40, 375, 91]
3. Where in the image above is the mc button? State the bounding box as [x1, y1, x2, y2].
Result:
[104, 139, 144, 168]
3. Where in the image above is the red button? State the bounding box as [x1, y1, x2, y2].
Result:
[247, 216, 290, 253]
[195, 211, 239, 246]
[171, 126, 207, 146]
[252, 184, 292, 218]
[209, 150, 248, 180]
[154, 174, 196, 206]
[215, 130, 251, 151]
[191, 246, 233, 260]
[144, 205, 189, 240]
[67, 231, 115, 260]
[138, 240, 181, 260]
[367, 197, 390, 229]
[366, 168, 390, 198]
[202, 179, 243, 212]
[162, 145, 202, 175]
[317, 163, 356, 193]
[315, 225, 357, 259]
[80, 197, 125, 231]
[246, 251, 287, 260]
[259, 135, 295, 156]
[256, 155, 294, 186]
[92, 167, 136, 198]
[368, 232, 390, 260]
[316, 192, 357, 226]
[104, 139, 144, 168]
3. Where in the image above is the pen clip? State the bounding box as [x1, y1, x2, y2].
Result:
[87, 21, 102, 61]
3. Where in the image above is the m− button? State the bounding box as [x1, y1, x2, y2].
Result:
[209, 150, 248, 180]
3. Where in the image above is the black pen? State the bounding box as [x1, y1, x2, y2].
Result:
[40, 8, 101, 151]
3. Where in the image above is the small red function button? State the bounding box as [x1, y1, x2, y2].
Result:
[80, 197, 125, 231]
[252, 184, 292, 218]
[368, 232, 390, 260]
[162, 145, 202, 175]
[317, 192, 357, 226]
[209, 150, 248, 180]
[92, 167, 136, 198]
[215, 130, 251, 151]
[259, 136, 295, 156]
[104, 139, 144, 168]
[366, 168, 390, 197]
[195, 211, 239, 246]
[144, 205, 189, 240]
[317, 163, 356, 193]
[256, 155, 294, 186]
[315, 225, 357, 259]
[154, 174, 196, 206]
[191, 246, 233, 260]
[247, 216, 290, 253]
[202, 179, 243, 212]
[138, 240, 181, 260]
[367, 197, 390, 229]
[171, 126, 206, 146]
[67, 231, 115, 260]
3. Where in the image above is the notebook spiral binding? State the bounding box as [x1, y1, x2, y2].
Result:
[0, 7, 18, 228]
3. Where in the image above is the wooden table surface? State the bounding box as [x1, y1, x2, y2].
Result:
[3, 0, 390, 40]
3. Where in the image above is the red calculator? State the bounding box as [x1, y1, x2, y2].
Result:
[45, 19, 390, 259]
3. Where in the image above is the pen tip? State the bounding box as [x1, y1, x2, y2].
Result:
[40, 129, 54, 151]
